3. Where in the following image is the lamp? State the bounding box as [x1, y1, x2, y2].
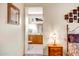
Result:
[52, 33, 56, 45]
[49, 32, 57, 45]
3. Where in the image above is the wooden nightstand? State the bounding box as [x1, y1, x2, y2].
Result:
[48, 44, 63, 56]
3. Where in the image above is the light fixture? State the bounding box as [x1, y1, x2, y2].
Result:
[52, 33, 56, 45]
[49, 32, 57, 45]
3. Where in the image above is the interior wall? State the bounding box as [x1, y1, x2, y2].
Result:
[43, 3, 79, 56]
[43, 4, 67, 56]
[0, 3, 25, 56]
[25, 3, 79, 56]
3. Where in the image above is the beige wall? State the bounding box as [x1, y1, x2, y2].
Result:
[25, 3, 79, 56]
[0, 3, 25, 56]
[43, 4, 79, 56]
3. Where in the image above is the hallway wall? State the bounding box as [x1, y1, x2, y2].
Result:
[0, 3, 25, 56]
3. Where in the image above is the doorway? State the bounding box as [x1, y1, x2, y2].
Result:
[25, 7, 44, 56]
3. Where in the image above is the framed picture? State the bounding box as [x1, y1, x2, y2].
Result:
[7, 3, 20, 25]
[73, 9, 77, 14]
[78, 18, 79, 23]
[69, 12, 73, 17]
[64, 14, 69, 20]
[69, 18, 73, 23]
[74, 16, 77, 20]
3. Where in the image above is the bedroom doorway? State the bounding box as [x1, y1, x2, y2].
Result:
[25, 7, 44, 56]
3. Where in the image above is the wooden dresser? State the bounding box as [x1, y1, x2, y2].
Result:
[28, 35, 43, 44]
[48, 44, 63, 56]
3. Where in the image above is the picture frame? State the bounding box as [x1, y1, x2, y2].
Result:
[74, 16, 77, 20]
[69, 18, 73, 23]
[78, 18, 79, 23]
[7, 3, 20, 25]
[69, 12, 73, 17]
[64, 14, 69, 20]
[73, 9, 77, 14]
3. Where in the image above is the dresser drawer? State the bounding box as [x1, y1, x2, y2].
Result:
[49, 47, 62, 52]
[48, 45, 63, 56]
[49, 51, 62, 55]
[28, 35, 43, 44]
[49, 53, 62, 56]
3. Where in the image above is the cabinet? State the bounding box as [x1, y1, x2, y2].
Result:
[28, 35, 43, 44]
[48, 44, 63, 56]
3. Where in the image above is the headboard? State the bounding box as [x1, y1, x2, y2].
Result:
[67, 24, 79, 56]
